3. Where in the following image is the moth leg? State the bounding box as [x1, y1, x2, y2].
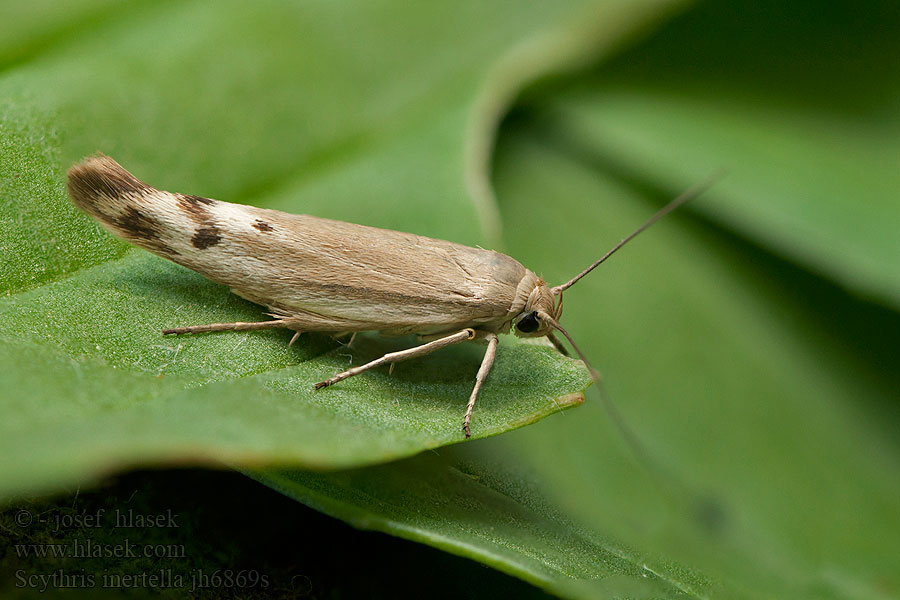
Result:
[314, 328, 475, 390]
[546, 332, 569, 356]
[162, 319, 290, 336]
[463, 332, 499, 439]
[328, 331, 358, 348]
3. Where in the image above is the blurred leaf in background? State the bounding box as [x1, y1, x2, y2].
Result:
[2, 1, 899, 598]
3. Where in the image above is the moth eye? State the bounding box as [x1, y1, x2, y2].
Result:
[516, 312, 540, 333]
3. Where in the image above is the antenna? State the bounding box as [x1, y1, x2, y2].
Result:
[552, 170, 725, 295]
[539, 311, 663, 483]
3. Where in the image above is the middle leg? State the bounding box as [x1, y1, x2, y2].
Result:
[314, 328, 475, 389]
[463, 332, 499, 439]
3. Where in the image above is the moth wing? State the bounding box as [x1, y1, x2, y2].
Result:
[67, 155, 535, 335]
[228, 207, 533, 335]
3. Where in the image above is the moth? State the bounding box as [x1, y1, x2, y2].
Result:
[67, 154, 712, 438]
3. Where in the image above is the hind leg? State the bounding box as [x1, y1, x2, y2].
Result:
[162, 319, 291, 335]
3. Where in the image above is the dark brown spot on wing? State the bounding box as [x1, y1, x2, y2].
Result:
[191, 226, 221, 249]
[109, 205, 181, 258]
[177, 194, 216, 223]
[252, 219, 274, 232]
[113, 206, 160, 241]
[177, 194, 223, 249]
[181, 194, 214, 205]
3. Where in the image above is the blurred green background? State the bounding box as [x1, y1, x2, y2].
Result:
[1, 1, 898, 598]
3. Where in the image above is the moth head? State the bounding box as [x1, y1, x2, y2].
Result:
[512, 282, 557, 338]
[513, 282, 596, 383]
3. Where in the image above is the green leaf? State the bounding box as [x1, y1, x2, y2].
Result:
[252, 452, 711, 599]
[0, 1, 682, 498]
[0, 291, 587, 496]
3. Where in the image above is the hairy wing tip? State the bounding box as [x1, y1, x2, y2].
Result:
[66, 154, 150, 210]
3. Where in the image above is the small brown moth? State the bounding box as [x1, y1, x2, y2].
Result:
[67, 154, 714, 438]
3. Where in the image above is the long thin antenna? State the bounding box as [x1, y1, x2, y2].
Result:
[540, 312, 697, 502]
[552, 170, 725, 294]
[540, 312, 654, 469]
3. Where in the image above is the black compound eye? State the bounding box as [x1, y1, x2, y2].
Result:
[516, 312, 540, 333]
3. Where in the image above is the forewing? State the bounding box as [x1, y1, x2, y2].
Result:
[67, 155, 529, 335]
